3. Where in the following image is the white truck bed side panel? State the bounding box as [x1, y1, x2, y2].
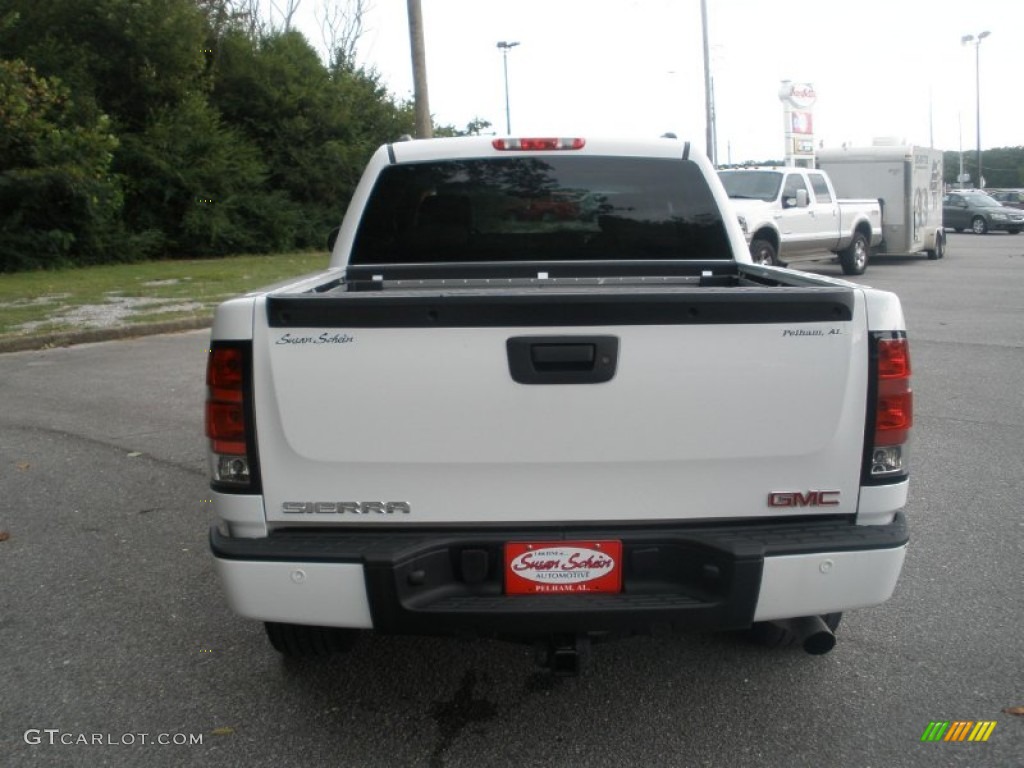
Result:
[861, 288, 906, 332]
[211, 297, 256, 340]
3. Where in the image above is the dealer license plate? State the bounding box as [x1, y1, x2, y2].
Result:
[504, 540, 622, 595]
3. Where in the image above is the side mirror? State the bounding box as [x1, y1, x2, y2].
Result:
[796, 189, 809, 208]
[326, 226, 340, 252]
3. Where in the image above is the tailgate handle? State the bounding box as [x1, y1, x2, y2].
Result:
[532, 343, 594, 367]
[507, 336, 618, 384]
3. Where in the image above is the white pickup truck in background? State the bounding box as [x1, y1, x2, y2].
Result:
[205, 136, 912, 674]
[718, 167, 882, 275]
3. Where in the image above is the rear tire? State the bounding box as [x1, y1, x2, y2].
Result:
[839, 232, 869, 275]
[747, 613, 843, 649]
[926, 232, 945, 260]
[749, 238, 779, 266]
[264, 622, 360, 657]
[971, 216, 988, 235]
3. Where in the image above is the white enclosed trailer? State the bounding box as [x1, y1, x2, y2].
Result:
[817, 145, 946, 260]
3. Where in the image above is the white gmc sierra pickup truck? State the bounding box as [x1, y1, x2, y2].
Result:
[717, 167, 882, 275]
[206, 136, 911, 673]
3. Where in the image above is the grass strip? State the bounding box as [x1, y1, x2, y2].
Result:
[0, 251, 329, 338]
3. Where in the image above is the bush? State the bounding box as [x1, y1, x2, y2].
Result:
[116, 92, 294, 256]
[0, 59, 136, 271]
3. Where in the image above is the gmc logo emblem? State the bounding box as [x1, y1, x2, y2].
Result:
[768, 490, 840, 508]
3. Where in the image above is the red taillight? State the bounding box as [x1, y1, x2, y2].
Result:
[206, 347, 246, 454]
[878, 337, 911, 379]
[875, 388, 913, 446]
[492, 137, 586, 151]
[207, 346, 243, 398]
[875, 338, 912, 445]
[205, 401, 246, 454]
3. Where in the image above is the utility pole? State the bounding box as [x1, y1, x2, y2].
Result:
[928, 86, 934, 148]
[710, 75, 718, 165]
[407, 0, 432, 138]
[958, 112, 965, 189]
[699, 0, 715, 165]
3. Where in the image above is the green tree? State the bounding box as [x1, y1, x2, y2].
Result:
[0, 0, 209, 131]
[0, 0, 241, 260]
[943, 147, 1024, 190]
[978, 147, 1024, 188]
[0, 0, 423, 267]
[434, 117, 493, 138]
[117, 92, 295, 255]
[0, 59, 130, 271]
[212, 29, 414, 247]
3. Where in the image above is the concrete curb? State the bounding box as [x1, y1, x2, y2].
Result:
[0, 316, 213, 354]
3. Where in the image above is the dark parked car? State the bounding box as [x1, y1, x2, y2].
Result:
[988, 189, 1024, 210]
[943, 191, 1024, 234]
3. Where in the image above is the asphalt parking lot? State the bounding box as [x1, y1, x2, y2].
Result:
[1, 232, 1021, 767]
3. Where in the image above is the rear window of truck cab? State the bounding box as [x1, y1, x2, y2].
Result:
[350, 155, 732, 264]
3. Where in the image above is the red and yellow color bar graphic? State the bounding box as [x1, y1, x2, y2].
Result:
[921, 721, 997, 742]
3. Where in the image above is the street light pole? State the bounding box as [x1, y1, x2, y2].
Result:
[962, 31, 991, 189]
[497, 41, 519, 135]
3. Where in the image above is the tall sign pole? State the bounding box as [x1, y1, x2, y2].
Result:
[779, 80, 816, 167]
[407, 0, 432, 138]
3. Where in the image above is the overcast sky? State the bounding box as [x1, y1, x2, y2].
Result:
[296, 0, 1022, 163]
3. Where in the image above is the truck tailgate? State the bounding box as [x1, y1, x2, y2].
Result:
[253, 286, 868, 525]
